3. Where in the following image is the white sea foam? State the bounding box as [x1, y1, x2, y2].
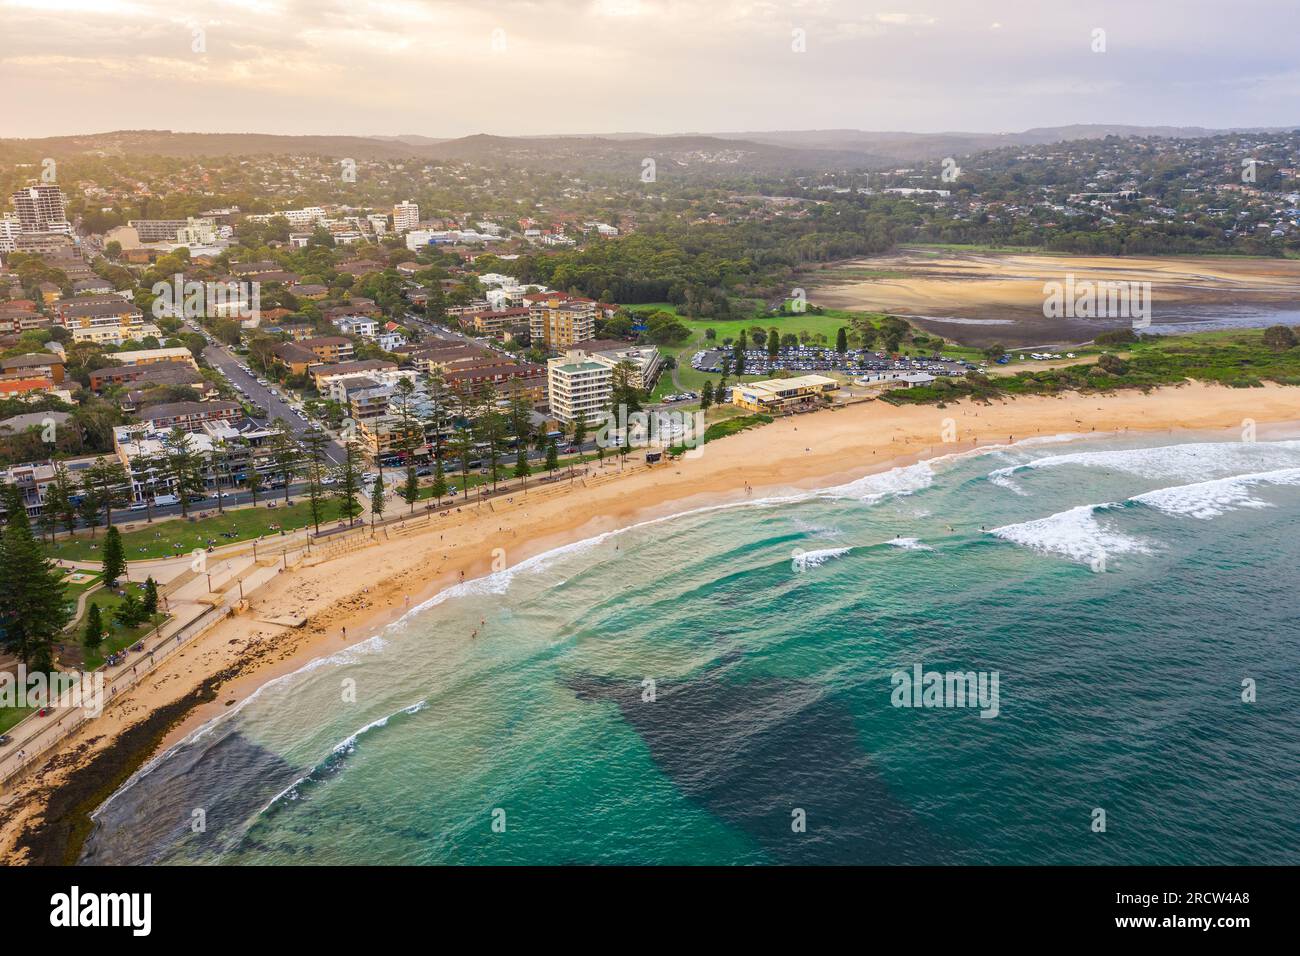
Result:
[991, 439, 1300, 486]
[987, 472, 1028, 496]
[1132, 467, 1300, 519]
[885, 537, 934, 551]
[817, 461, 936, 502]
[260, 699, 429, 814]
[796, 546, 852, 568]
[989, 504, 1153, 565]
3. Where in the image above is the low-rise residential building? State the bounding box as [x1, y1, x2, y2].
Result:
[55, 296, 154, 344]
[134, 399, 243, 432]
[466, 307, 530, 337]
[310, 360, 404, 393]
[334, 315, 379, 337]
[1, 352, 65, 385]
[1, 454, 100, 516]
[301, 335, 355, 364]
[88, 347, 198, 390]
[272, 341, 322, 376]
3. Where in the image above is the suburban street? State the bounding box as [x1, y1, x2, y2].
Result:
[191, 325, 347, 465]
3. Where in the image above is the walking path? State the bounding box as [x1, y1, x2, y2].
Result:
[0, 454, 658, 790]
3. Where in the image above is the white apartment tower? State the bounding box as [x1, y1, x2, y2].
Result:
[392, 200, 420, 234]
[10, 184, 71, 234]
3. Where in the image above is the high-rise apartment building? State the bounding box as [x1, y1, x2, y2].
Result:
[10, 184, 70, 234]
[392, 200, 419, 233]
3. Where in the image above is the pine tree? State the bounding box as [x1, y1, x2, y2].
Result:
[369, 473, 386, 530]
[430, 455, 448, 507]
[82, 456, 131, 528]
[142, 576, 159, 616]
[0, 484, 72, 671]
[270, 420, 302, 504]
[159, 427, 206, 517]
[76, 486, 103, 537]
[245, 466, 262, 505]
[401, 463, 420, 514]
[836, 326, 849, 354]
[83, 602, 104, 651]
[545, 438, 559, 474]
[302, 428, 331, 532]
[102, 524, 125, 587]
[336, 440, 364, 523]
[701, 380, 714, 411]
[45, 461, 78, 536]
[514, 447, 531, 486]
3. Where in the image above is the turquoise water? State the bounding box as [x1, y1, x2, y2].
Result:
[82, 430, 1300, 865]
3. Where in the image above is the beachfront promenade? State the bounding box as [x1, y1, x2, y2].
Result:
[0, 456, 655, 792]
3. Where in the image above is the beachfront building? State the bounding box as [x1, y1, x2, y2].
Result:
[1, 454, 101, 516]
[590, 343, 663, 391]
[731, 374, 839, 413]
[547, 351, 612, 426]
[112, 420, 276, 501]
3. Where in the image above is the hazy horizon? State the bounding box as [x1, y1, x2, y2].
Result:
[4, 0, 1300, 139]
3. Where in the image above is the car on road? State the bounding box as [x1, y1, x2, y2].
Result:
[129, 501, 148, 511]
[153, 494, 180, 506]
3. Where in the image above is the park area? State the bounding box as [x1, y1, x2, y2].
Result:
[43, 500, 342, 563]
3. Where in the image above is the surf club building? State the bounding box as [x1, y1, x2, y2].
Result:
[731, 374, 839, 413]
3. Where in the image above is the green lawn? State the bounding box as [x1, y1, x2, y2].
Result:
[46, 500, 342, 563]
[639, 301, 985, 408]
[0, 705, 34, 735]
[77, 586, 169, 671]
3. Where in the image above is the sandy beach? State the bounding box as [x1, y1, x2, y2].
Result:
[3, 381, 1299, 864]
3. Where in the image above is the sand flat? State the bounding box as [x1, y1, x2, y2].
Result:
[812, 249, 1300, 345]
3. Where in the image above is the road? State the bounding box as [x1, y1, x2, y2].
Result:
[192, 326, 346, 465]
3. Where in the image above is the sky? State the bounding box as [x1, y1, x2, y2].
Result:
[2, 0, 1299, 139]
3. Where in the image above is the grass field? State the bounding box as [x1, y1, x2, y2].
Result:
[0, 705, 34, 735]
[632, 301, 985, 405]
[45, 500, 342, 563]
[76, 585, 169, 670]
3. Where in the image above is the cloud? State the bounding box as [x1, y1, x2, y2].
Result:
[2, 0, 1300, 136]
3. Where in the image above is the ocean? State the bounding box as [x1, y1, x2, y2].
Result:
[81, 429, 1300, 865]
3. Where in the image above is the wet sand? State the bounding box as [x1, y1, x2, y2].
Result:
[811, 249, 1300, 346]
